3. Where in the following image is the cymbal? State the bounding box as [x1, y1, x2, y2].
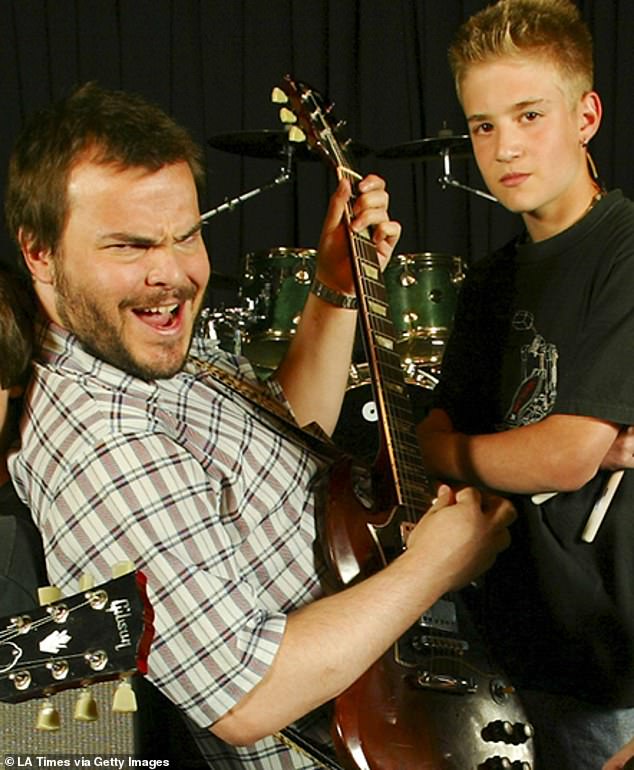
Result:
[378, 134, 472, 161]
[208, 129, 371, 161]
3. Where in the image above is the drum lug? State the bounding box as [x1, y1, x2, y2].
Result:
[294, 266, 312, 284]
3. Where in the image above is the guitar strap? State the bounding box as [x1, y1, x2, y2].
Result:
[190, 357, 341, 463]
[275, 726, 344, 770]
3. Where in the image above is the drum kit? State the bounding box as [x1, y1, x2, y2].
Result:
[198, 125, 488, 458]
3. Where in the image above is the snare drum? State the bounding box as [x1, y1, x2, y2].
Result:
[385, 252, 465, 366]
[332, 362, 438, 462]
[239, 247, 316, 371]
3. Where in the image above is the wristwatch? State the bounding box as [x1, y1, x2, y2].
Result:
[310, 278, 358, 310]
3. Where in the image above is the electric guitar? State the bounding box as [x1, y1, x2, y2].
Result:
[0, 567, 154, 727]
[274, 75, 535, 770]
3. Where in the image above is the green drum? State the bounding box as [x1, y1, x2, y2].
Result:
[239, 247, 316, 371]
[384, 252, 465, 367]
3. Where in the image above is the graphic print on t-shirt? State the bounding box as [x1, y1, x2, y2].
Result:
[504, 310, 558, 427]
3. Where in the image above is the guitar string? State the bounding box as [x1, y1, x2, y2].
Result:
[340, 170, 469, 681]
[2, 650, 97, 672]
[0, 596, 95, 644]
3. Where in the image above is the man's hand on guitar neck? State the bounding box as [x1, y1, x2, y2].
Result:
[316, 173, 401, 295]
[276, 174, 400, 435]
[408, 484, 516, 593]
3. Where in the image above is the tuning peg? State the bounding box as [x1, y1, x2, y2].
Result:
[112, 677, 137, 713]
[79, 573, 95, 591]
[74, 687, 99, 722]
[38, 585, 62, 605]
[112, 560, 135, 578]
[271, 87, 288, 104]
[36, 697, 61, 731]
[288, 126, 306, 143]
[279, 107, 297, 125]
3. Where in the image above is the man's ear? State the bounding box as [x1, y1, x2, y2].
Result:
[579, 91, 602, 146]
[18, 227, 54, 285]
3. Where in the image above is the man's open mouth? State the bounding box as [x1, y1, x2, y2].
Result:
[134, 303, 182, 329]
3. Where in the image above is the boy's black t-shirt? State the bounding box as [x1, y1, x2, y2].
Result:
[432, 190, 634, 705]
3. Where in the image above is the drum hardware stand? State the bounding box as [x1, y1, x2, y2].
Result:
[200, 144, 296, 223]
[378, 125, 498, 204]
[437, 145, 498, 203]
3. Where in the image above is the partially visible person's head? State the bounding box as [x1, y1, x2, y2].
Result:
[449, 0, 594, 105]
[0, 269, 33, 391]
[5, 82, 205, 261]
[0, 269, 34, 453]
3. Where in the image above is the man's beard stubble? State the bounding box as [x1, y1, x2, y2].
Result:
[52, 258, 195, 381]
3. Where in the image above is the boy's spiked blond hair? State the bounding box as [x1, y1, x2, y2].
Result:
[449, 0, 594, 104]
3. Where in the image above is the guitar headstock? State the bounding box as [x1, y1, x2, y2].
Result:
[272, 75, 356, 176]
[0, 568, 154, 709]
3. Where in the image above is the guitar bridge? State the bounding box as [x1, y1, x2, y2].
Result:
[396, 626, 470, 667]
[412, 634, 469, 655]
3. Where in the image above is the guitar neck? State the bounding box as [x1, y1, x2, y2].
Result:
[276, 75, 433, 512]
[342, 168, 433, 512]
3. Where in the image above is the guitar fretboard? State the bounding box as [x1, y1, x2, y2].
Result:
[342, 175, 434, 517]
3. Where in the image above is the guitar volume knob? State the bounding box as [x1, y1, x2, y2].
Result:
[477, 757, 512, 769]
[482, 720, 514, 743]
[482, 719, 534, 745]
[511, 721, 534, 744]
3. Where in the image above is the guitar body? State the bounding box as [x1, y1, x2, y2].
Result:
[319, 465, 534, 770]
[277, 75, 535, 770]
[333, 648, 533, 770]
[317, 457, 392, 588]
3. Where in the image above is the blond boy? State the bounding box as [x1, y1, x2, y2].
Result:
[418, 2, 634, 767]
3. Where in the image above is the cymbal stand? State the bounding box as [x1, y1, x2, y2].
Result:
[200, 144, 295, 222]
[437, 146, 498, 203]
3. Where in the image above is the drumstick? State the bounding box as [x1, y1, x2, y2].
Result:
[532, 470, 624, 542]
[531, 491, 558, 504]
[581, 469, 624, 543]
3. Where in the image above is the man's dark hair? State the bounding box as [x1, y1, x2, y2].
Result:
[5, 82, 205, 259]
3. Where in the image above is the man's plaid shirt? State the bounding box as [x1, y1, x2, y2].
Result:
[9, 321, 333, 769]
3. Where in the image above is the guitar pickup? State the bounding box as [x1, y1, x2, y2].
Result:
[419, 597, 459, 634]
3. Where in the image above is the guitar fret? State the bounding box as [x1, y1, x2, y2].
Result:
[374, 333, 394, 351]
[367, 299, 388, 318]
[361, 262, 379, 281]
[362, 279, 386, 296]
[391, 424, 418, 442]
[352, 231, 377, 250]
[371, 319, 395, 340]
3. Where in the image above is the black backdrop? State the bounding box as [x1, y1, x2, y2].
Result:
[1, 0, 632, 311]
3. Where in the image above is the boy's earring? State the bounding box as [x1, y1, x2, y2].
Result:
[586, 151, 600, 182]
